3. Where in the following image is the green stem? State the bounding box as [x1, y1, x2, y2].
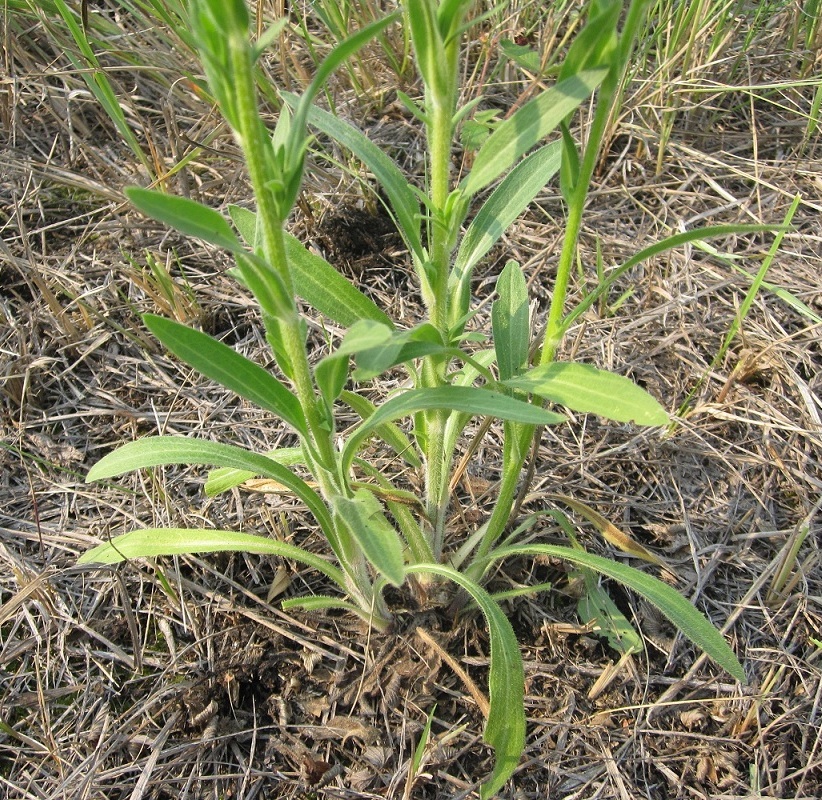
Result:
[539, 0, 650, 366]
[228, 27, 382, 612]
[420, 36, 460, 560]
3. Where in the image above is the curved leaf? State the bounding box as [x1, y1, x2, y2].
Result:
[77, 527, 346, 587]
[143, 314, 307, 434]
[85, 437, 332, 535]
[406, 563, 524, 799]
[462, 69, 607, 197]
[341, 385, 565, 474]
[504, 362, 669, 425]
[285, 100, 423, 261]
[451, 141, 561, 325]
[489, 544, 746, 683]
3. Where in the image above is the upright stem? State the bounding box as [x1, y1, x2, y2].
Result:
[228, 26, 383, 614]
[421, 36, 459, 560]
[540, 0, 650, 366]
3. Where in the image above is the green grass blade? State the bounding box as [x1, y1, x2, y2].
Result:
[462, 69, 607, 197]
[504, 362, 669, 425]
[406, 563, 525, 799]
[563, 224, 780, 332]
[142, 314, 307, 434]
[77, 528, 346, 587]
[490, 544, 746, 682]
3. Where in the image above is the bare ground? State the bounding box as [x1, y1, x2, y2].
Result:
[2, 6, 822, 799]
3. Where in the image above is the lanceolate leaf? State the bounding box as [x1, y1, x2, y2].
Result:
[504, 362, 669, 426]
[86, 437, 331, 534]
[285, 234, 393, 327]
[142, 314, 307, 434]
[488, 544, 747, 683]
[341, 386, 565, 474]
[492, 261, 530, 381]
[78, 528, 346, 587]
[228, 204, 392, 328]
[286, 100, 423, 261]
[332, 490, 406, 586]
[406, 563, 525, 800]
[125, 187, 244, 254]
[451, 141, 562, 326]
[462, 69, 607, 197]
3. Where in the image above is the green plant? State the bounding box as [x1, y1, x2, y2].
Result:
[80, 1, 752, 795]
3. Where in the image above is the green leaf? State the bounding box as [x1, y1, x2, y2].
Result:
[450, 141, 561, 327]
[499, 38, 543, 73]
[462, 69, 607, 197]
[229, 205, 392, 328]
[340, 391, 421, 468]
[284, 233, 393, 327]
[558, 0, 619, 83]
[332, 490, 406, 586]
[489, 544, 747, 683]
[504, 362, 669, 426]
[205, 447, 304, 495]
[406, 563, 524, 800]
[125, 187, 244, 254]
[317, 321, 447, 404]
[142, 314, 307, 434]
[86, 437, 331, 535]
[492, 261, 530, 381]
[342, 385, 564, 475]
[228, 203, 259, 247]
[78, 528, 346, 587]
[577, 570, 644, 656]
[286, 100, 423, 261]
[559, 120, 580, 203]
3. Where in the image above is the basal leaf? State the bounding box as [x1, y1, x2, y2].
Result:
[504, 362, 669, 426]
[86, 437, 330, 533]
[490, 544, 746, 683]
[406, 563, 525, 799]
[78, 527, 345, 587]
[142, 314, 307, 434]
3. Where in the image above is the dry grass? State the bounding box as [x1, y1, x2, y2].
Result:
[2, 3, 821, 798]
